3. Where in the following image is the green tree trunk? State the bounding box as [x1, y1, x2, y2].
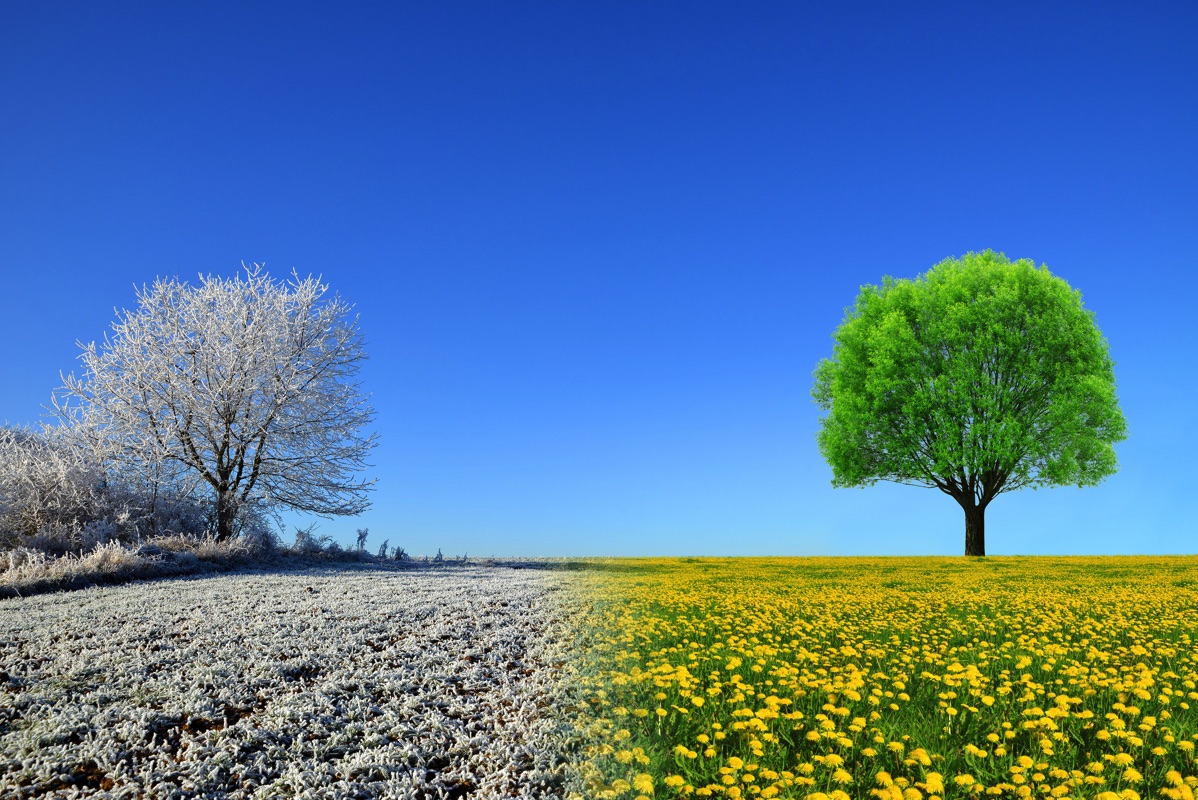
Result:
[963, 503, 986, 556]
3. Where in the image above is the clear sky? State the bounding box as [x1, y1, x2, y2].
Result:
[2, 2, 1195, 557]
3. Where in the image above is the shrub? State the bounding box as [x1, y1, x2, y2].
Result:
[291, 523, 333, 554]
[0, 425, 109, 550]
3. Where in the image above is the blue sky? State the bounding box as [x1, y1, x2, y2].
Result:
[2, 2, 1195, 556]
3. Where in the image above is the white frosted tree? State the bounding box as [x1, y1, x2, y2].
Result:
[54, 264, 377, 541]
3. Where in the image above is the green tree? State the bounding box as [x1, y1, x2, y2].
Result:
[812, 250, 1126, 556]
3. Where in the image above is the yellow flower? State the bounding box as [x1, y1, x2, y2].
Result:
[1121, 768, 1142, 784]
[728, 757, 744, 770]
[909, 749, 932, 767]
[954, 775, 975, 787]
[833, 769, 853, 784]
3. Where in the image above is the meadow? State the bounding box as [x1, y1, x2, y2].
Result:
[566, 557, 1198, 800]
[0, 563, 581, 798]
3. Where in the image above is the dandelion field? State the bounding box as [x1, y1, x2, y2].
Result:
[566, 557, 1198, 800]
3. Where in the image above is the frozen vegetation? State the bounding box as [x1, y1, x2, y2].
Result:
[0, 563, 583, 799]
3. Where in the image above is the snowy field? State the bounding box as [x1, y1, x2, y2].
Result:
[0, 564, 582, 799]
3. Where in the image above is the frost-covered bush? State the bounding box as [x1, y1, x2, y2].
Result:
[0, 546, 45, 573]
[291, 524, 333, 554]
[240, 521, 280, 554]
[0, 424, 261, 555]
[0, 425, 112, 551]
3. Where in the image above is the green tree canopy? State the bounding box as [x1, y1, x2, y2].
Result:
[812, 250, 1126, 556]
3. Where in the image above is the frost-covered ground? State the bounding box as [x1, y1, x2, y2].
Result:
[0, 563, 584, 799]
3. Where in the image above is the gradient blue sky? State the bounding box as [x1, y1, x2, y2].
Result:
[2, 2, 1195, 556]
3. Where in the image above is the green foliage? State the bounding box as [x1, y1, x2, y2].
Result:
[812, 250, 1126, 506]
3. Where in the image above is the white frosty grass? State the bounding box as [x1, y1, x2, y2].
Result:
[0, 563, 586, 799]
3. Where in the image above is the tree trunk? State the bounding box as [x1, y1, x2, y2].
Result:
[215, 492, 236, 542]
[963, 503, 986, 556]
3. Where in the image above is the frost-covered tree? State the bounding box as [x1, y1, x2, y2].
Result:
[55, 264, 378, 541]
